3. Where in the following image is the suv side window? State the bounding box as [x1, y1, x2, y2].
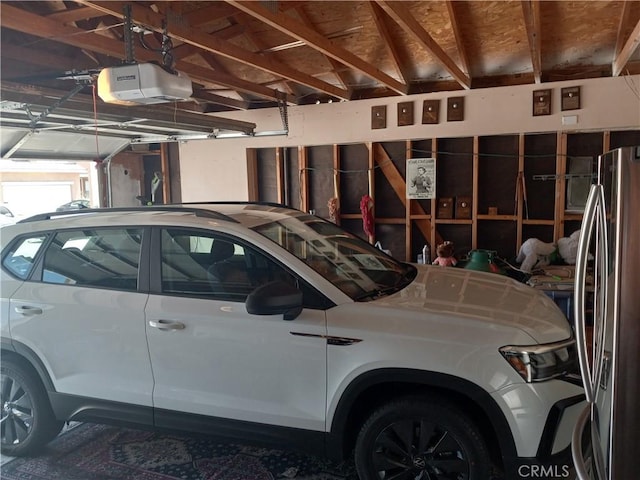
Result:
[2, 235, 47, 279]
[161, 228, 279, 301]
[41, 228, 142, 291]
[160, 228, 332, 308]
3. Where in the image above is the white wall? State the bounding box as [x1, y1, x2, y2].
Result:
[179, 75, 640, 202]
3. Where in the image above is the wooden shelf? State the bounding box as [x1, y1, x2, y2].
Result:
[476, 214, 517, 221]
[435, 219, 473, 225]
[340, 213, 362, 219]
[564, 213, 584, 221]
[523, 219, 555, 225]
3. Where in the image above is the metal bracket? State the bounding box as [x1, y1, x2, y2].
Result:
[276, 90, 289, 134]
[123, 4, 135, 64]
[28, 83, 86, 128]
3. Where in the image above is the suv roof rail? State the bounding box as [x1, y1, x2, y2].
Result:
[179, 201, 294, 209]
[18, 206, 239, 224]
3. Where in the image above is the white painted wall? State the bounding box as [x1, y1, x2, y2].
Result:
[179, 75, 640, 202]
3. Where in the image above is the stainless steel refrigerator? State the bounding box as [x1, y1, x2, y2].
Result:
[571, 146, 640, 480]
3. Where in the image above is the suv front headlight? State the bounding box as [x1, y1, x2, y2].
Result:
[499, 339, 578, 383]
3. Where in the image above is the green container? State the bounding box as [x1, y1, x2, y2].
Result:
[464, 250, 502, 274]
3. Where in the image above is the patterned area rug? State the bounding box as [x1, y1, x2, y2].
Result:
[1, 423, 358, 480]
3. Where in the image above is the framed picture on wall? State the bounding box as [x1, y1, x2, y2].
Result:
[533, 89, 551, 116]
[561, 86, 581, 111]
[407, 158, 436, 199]
[422, 100, 440, 124]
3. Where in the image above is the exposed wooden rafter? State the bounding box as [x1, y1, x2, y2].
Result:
[615, 2, 634, 57]
[445, 0, 470, 78]
[226, 0, 408, 96]
[613, 17, 640, 76]
[521, 0, 543, 84]
[375, 0, 471, 90]
[0, 1, 636, 113]
[0, 2, 294, 105]
[294, 5, 351, 93]
[77, 1, 350, 100]
[367, 1, 409, 85]
[45, 5, 101, 24]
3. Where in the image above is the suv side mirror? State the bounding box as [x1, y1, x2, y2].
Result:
[245, 281, 303, 321]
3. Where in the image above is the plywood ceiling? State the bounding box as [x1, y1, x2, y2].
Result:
[1, 0, 640, 114]
[0, 0, 640, 150]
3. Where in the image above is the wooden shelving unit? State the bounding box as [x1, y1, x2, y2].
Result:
[247, 129, 640, 263]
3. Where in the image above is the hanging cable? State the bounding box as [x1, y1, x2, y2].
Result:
[161, 20, 175, 73]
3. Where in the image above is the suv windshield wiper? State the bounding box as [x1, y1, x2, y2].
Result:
[354, 264, 416, 302]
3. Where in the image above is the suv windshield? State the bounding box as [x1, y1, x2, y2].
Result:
[251, 214, 416, 300]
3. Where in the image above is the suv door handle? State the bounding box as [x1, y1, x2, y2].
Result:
[148, 319, 185, 331]
[14, 306, 43, 316]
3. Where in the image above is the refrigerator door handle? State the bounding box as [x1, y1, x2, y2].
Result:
[574, 184, 602, 403]
[591, 186, 609, 385]
[572, 404, 592, 480]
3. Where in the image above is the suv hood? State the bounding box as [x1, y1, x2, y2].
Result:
[375, 265, 572, 344]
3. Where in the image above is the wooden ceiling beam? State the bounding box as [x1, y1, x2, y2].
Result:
[77, 1, 349, 100]
[367, 2, 410, 85]
[45, 5, 102, 23]
[198, 51, 254, 104]
[445, 0, 470, 78]
[182, 3, 241, 28]
[190, 89, 250, 110]
[376, 0, 470, 90]
[0, 3, 294, 104]
[226, 0, 407, 95]
[521, 0, 543, 84]
[613, 17, 640, 76]
[614, 1, 634, 57]
[1, 43, 87, 72]
[294, 5, 351, 93]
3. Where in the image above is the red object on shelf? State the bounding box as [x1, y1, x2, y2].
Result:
[360, 194, 374, 237]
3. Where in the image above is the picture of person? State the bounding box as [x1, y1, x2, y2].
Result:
[411, 166, 432, 195]
[406, 157, 436, 200]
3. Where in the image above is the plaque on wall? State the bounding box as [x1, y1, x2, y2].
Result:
[371, 105, 387, 129]
[422, 99, 440, 124]
[456, 196, 472, 219]
[447, 97, 464, 122]
[533, 89, 551, 116]
[561, 86, 581, 111]
[437, 197, 454, 218]
[398, 101, 414, 126]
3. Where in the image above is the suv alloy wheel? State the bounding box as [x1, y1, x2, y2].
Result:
[355, 397, 491, 479]
[0, 359, 64, 456]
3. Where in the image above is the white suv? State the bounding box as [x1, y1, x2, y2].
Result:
[0, 203, 584, 479]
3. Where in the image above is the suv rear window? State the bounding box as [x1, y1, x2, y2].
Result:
[2, 235, 47, 279]
[42, 228, 142, 291]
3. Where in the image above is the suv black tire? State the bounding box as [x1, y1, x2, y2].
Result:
[1, 359, 64, 456]
[354, 397, 491, 480]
